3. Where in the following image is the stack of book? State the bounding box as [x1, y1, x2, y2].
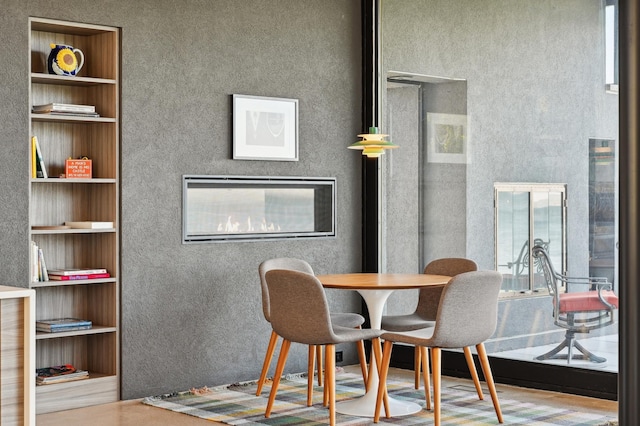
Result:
[36, 318, 92, 333]
[32, 103, 99, 118]
[36, 364, 89, 385]
[47, 267, 110, 281]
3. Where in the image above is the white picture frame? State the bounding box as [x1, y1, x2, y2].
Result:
[427, 113, 469, 164]
[232, 94, 299, 161]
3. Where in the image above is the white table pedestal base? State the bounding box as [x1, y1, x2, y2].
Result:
[335, 389, 422, 417]
[334, 288, 423, 417]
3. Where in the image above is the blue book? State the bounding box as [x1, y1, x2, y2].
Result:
[36, 318, 92, 332]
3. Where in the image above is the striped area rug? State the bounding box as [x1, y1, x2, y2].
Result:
[143, 372, 616, 425]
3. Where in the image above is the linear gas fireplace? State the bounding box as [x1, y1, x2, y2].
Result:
[182, 175, 336, 243]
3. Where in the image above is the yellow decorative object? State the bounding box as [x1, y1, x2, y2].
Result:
[48, 44, 84, 76]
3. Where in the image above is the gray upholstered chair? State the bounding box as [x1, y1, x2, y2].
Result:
[256, 258, 368, 404]
[264, 269, 384, 426]
[381, 258, 478, 389]
[374, 270, 504, 426]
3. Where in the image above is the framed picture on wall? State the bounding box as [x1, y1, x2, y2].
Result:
[426, 113, 469, 164]
[232, 94, 299, 161]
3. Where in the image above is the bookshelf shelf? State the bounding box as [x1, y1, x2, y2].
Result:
[30, 228, 116, 235]
[30, 178, 117, 183]
[28, 17, 120, 414]
[36, 326, 117, 340]
[31, 278, 116, 288]
[31, 72, 116, 86]
[31, 114, 116, 123]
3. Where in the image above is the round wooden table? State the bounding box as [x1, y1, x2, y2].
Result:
[317, 273, 451, 418]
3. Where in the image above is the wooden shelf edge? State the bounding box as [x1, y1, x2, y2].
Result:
[31, 278, 116, 288]
[36, 326, 117, 340]
[30, 17, 117, 35]
[30, 178, 117, 183]
[30, 228, 116, 235]
[30, 113, 116, 123]
[31, 73, 116, 86]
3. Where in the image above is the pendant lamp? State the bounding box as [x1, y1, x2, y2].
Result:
[348, 127, 398, 158]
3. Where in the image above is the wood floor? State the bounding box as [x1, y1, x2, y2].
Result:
[36, 365, 618, 425]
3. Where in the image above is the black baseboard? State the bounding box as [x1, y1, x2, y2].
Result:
[389, 344, 617, 401]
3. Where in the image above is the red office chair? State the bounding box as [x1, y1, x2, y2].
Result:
[532, 245, 618, 363]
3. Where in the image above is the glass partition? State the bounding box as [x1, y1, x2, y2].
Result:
[379, 0, 619, 381]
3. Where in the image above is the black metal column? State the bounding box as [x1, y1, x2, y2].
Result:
[361, 0, 380, 273]
[619, 0, 640, 423]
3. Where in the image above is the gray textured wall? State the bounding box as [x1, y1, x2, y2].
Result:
[380, 0, 618, 348]
[0, 0, 363, 399]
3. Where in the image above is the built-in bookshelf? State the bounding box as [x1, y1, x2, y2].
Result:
[28, 17, 120, 414]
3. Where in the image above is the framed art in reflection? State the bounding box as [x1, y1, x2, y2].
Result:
[427, 113, 469, 164]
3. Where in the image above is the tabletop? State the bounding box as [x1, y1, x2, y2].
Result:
[317, 273, 451, 290]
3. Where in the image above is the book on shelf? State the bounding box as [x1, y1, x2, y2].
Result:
[48, 111, 101, 118]
[36, 364, 89, 385]
[65, 221, 114, 229]
[30, 136, 36, 178]
[36, 318, 92, 333]
[31, 241, 49, 282]
[32, 136, 48, 178]
[37, 371, 89, 385]
[48, 272, 111, 281]
[32, 103, 96, 113]
[30, 241, 39, 282]
[38, 248, 49, 281]
[47, 267, 108, 276]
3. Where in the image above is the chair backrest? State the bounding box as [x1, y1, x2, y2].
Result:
[430, 270, 503, 348]
[264, 269, 335, 345]
[258, 258, 314, 323]
[416, 258, 478, 321]
[531, 245, 561, 299]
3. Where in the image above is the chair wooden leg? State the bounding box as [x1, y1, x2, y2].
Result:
[265, 339, 291, 418]
[356, 330, 368, 388]
[316, 345, 323, 386]
[432, 347, 442, 426]
[325, 345, 336, 426]
[476, 343, 504, 424]
[420, 346, 432, 410]
[256, 331, 279, 396]
[414, 346, 421, 389]
[374, 340, 393, 423]
[323, 353, 328, 406]
[464, 346, 484, 400]
[307, 345, 316, 406]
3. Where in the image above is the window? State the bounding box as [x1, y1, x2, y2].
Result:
[495, 183, 566, 295]
[605, 0, 618, 91]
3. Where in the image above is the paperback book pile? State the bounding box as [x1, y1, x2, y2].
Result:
[36, 364, 89, 385]
[36, 318, 92, 333]
[47, 267, 110, 281]
[32, 103, 99, 117]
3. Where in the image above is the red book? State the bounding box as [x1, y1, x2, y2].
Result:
[48, 273, 111, 281]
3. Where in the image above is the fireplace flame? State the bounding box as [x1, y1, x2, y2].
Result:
[217, 216, 280, 234]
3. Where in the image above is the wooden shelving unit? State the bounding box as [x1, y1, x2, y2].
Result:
[28, 17, 120, 414]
